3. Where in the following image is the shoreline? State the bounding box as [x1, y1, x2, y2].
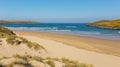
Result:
[14, 30, 120, 57]
[14, 30, 120, 41]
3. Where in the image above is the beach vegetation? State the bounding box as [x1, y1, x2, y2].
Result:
[0, 55, 93, 67]
[0, 26, 46, 51]
[0, 40, 2, 45]
[18, 37, 46, 51]
[32, 56, 44, 62]
[61, 57, 93, 67]
[0, 26, 15, 35]
[45, 59, 55, 67]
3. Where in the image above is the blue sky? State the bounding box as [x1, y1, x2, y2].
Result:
[0, 0, 120, 23]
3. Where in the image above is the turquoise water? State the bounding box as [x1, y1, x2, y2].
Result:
[0, 23, 120, 40]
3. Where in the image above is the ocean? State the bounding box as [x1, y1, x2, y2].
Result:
[0, 23, 120, 40]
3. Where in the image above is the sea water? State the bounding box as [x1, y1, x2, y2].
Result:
[0, 23, 120, 40]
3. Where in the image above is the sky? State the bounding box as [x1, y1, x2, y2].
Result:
[0, 0, 120, 23]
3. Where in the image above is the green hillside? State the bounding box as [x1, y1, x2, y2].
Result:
[0, 20, 40, 24]
[88, 19, 120, 30]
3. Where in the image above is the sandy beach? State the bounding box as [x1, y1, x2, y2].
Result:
[1, 0, 120, 67]
[14, 31, 120, 67]
[15, 31, 120, 57]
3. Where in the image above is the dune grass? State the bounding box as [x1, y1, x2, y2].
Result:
[0, 40, 2, 45]
[0, 26, 46, 51]
[61, 58, 93, 67]
[0, 55, 93, 67]
[18, 37, 46, 51]
[0, 26, 15, 35]
[46, 60, 55, 67]
[0, 32, 45, 51]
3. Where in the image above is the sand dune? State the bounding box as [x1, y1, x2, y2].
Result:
[0, 27, 93, 67]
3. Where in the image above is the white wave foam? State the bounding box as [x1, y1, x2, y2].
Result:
[46, 30, 72, 32]
[66, 26, 77, 28]
[6, 27, 72, 32]
[6, 27, 57, 30]
[77, 31, 101, 35]
[6, 27, 100, 34]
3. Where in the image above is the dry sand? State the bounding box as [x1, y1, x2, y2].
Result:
[14, 31, 120, 67]
[15, 31, 120, 57]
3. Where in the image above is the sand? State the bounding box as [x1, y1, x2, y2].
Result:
[14, 31, 120, 67]
[15, 31, 120, 57]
